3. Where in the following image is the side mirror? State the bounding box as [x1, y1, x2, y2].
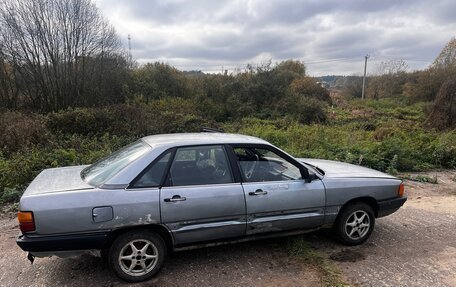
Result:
[308, 173, 319, 182]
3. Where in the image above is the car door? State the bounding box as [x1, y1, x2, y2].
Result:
[159, 145, 246, 246]
[230, 145, 326, 235]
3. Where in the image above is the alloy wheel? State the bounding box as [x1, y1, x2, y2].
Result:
[344, 210, 370, 240]
[118, 239, 159, 276]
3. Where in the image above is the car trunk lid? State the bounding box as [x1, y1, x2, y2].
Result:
[23, 165, 93, 196]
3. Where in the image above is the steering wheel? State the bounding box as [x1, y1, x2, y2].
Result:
[245, 154, 259, 179]
[215, 164, 227, 177]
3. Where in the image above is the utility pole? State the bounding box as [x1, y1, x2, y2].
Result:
[361, 54, 369, 100]
[128, 34, 132, 66]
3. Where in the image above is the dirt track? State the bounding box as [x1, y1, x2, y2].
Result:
[321, 170, 456, 287]
[0, 171, 455, 287]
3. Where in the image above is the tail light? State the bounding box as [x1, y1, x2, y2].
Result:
[18, 211, 35, 233]
[398, 182, 405, 197]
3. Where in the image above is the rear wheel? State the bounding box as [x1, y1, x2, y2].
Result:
[334, 202, 375, 245]
[108, 230, 166, 282]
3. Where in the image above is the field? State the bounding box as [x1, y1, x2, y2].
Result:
[1, 95, 455, 206]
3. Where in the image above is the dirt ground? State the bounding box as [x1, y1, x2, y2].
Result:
[0, 170, 455, 287]
[0, 217, 321, 287]
[314, 170, 456, 287]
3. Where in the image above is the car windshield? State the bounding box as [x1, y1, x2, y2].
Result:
[81, 141, 151, 186]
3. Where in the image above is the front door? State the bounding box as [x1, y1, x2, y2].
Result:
[159, 145, 246, 245]
[231, 146, 326, 235]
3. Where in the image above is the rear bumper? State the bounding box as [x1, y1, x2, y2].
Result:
[377, 196, 407, 218]
[16, 232, 108, 253]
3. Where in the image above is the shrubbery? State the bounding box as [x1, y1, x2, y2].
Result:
[0, 112, 49, 155]
[47, 99, 210, 137]
[1, 96, 455, 205]
[0, 58, 455, 205]
[224, 100, 456, 173]
[426, 78, 456, 130]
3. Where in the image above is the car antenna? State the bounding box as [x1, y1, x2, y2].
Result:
[201, 127, 224, 133]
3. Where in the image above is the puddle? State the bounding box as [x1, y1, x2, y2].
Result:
[329, 249, 366, 262]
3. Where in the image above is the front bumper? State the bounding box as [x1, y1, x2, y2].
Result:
[16, 232, 108, 253]
[377, 196, 407, 218]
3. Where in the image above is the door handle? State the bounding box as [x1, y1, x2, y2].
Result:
[249, 189, 268, 196]
[164, 195, 187, 202]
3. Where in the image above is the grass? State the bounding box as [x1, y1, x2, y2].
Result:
[288, 237, 349, 287]
[400, 174, 439, 184]
[0, 202, 19, 216]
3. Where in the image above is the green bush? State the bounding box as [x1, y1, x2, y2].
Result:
[0, 112, 49, 154]
[0, 94, 455, 205]
[433, 132, 456, 168]
[47, 105, 149, 136]
[0, 187, 23, 204]
[278, 96, 328, 124]
[47, 100, 210, 137]
[224, 114, 455, 173]
[0, 133, 131, 192]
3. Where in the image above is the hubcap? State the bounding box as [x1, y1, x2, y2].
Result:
[345, 210, 370, 240]
[118, 239, 158, 276]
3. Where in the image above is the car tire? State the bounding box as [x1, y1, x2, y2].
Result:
[108, 230, 166, 282]
[334, 202, 375, 245]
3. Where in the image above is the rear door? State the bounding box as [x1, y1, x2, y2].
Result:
[159, 145, 246, 246]
[230, 145, 326, 235]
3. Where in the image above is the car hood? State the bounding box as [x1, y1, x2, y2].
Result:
[297, 158, 396, 179]
[23, 165, 93, 196]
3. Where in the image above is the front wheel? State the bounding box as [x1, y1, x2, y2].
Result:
[108, 230, 166, 282]
[334, 202, 375, 245]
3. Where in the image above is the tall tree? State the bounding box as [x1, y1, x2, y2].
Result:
[0, 45, 20, 109]
[0, 0, 126, 111]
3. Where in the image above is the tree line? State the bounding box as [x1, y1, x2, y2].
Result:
[0, 1, 331, 124]
[0, 0, 454, 129]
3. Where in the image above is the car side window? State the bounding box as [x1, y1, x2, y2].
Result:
[233, 147, 302, 182]
[132, 151, 172, 188]
[168, 145, 233, 186]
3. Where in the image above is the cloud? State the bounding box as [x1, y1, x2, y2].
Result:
[96, 0, 456, 75]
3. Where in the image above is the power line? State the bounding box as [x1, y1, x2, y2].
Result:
[148, 56, 365, 68]
[140, 55, 432, 75]
[138, 55, 433, 69]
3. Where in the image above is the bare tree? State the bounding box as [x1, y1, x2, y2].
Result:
[0, 0, 127, 111]
[0, 44, 20, 109]
[432, 37, 456, 69]
[367, 59, 409, 99]
[376, 59, 409, 75]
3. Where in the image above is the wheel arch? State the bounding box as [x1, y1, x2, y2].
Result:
[337, 197, 379, 220]
[104, 224, 174, 252]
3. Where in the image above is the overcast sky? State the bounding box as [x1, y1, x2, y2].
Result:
[95, 0, 456, 76]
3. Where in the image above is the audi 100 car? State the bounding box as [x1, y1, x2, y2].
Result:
[16, 132, 406, 282]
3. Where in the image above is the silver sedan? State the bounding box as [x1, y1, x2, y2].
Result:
[16, 132, 406, 282]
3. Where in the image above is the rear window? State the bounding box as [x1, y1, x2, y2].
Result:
[81, 141, 151, 186]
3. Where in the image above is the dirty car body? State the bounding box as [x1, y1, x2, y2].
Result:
[16, 133, 407, 282]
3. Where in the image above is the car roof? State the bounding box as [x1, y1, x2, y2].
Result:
[141, 132, 269, 149]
